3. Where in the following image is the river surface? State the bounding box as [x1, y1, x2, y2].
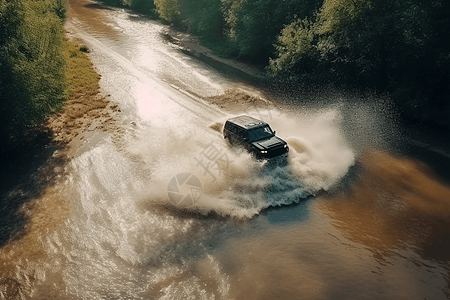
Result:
[1, 0, 450, 299]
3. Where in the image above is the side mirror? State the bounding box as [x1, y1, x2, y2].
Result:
[273, 131, 276, 135]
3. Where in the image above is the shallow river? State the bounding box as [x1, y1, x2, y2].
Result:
[1, 1, 450, 299]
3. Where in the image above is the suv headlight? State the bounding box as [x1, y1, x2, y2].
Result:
[260, 150, 268, 154]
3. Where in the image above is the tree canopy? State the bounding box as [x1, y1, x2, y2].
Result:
[269, 0, 450, 126]
[1, 0, 68, 139]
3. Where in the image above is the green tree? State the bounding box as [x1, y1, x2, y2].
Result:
[223, 0, 322, 63]
[268, 18, 316, 75]
[154, 0, 179, 23]
[270, 0, 450, 127]
[177, 0, 224, 40]
[0, 0, 25, 137]
[0, 0, 67, 139]
[269, 0, 371, 79]
[129, 0, 157, 17]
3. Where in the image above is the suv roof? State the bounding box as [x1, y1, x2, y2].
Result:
[226, 115, 268, 130]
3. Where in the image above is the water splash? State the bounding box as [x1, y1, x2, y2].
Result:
[125, 107, 355, 218]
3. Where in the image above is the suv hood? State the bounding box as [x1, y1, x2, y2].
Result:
[252, 136, 285, 150]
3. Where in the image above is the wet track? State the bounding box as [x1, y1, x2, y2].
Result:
[1, 0, 450, 299]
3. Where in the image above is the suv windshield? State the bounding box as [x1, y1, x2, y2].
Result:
[248, 126, 274, 141]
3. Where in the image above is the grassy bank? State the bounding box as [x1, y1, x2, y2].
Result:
[45, 38, 119, 145]
[0, 37, 119, 299]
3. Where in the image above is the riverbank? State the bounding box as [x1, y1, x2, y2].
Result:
[163, 28, 265, 83]
[0, 34, 120, 298]
[46, 35, 120, 154]
[0, 35, 120, 192]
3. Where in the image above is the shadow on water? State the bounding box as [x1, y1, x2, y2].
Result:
[180, 49, 263, 83]
[402, 142, 450, 184]
[399, 120, 450, 184]
[0, 127, 67, 247]
[264, 197, 312, 225]
[145, 202, 249, 223]
[84, 3, 115, 11]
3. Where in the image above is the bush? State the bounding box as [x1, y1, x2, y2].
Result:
[154, 0, 179, 23]
[129, 0, 157, 17]
[178, 0, 224, 40]
[0, 0, 67, 140]
[269, 0, 450, 128]
[223, 0, 321, 63]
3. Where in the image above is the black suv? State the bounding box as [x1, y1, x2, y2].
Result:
[223, 115, 289, 160]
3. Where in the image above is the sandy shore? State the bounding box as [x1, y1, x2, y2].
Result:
[0, 23, 121, 300]
[164, 27, 264, 80]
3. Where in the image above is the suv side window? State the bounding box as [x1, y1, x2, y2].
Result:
[236, 127, 248, 141]
[224, 122, 234, 134]
[225, 122, 239, 144]
[231, 124, 238, 135]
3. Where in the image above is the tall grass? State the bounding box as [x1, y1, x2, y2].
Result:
[0, 0, 68, 140]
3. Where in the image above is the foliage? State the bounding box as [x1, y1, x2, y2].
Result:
[54, 0, 68, 22]
[0, 0, 68, 139]
[129, 0, 157, 17]
[269, 0, 450, 127]
[177, 0, 224, 40]
[221, 0, 245, 39]
[154, 0, 321, 62]
[315, 0, 370, 35]
[63, 40, 109, 121]
[222, 0, 322, 63]
[269, 18, 315, 75]
[154, 0, 179, 23]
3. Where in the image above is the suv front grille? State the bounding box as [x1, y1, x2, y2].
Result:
[268, 146, 287, 158]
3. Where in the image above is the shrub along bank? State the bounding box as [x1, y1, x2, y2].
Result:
[1, 0, 115, 156]
[0, 0, 68, 142]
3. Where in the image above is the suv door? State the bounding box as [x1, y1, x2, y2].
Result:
[235, 127, 249, 146]
[224, 122, 238, 144]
